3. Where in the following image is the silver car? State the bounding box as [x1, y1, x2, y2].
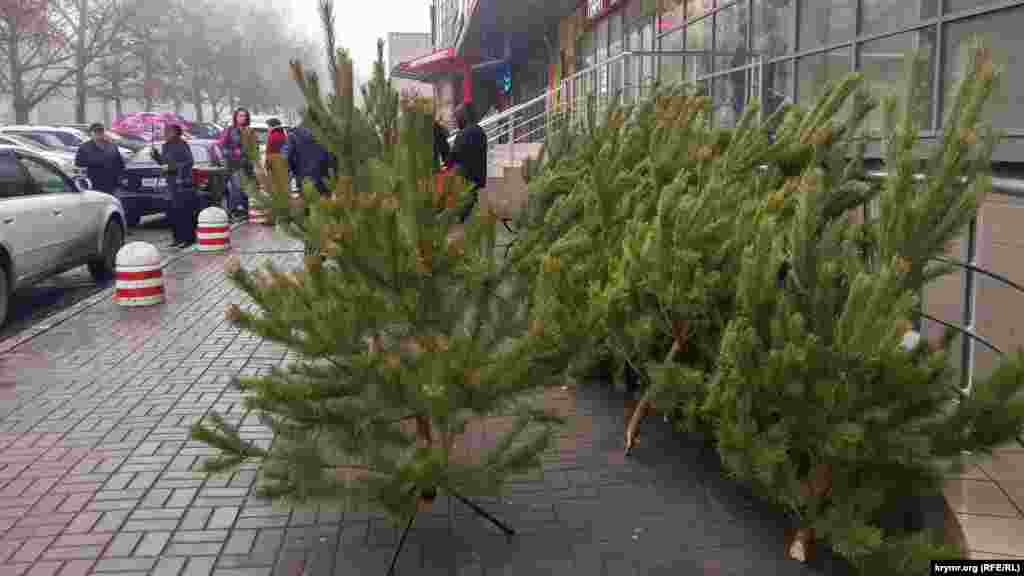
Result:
[0, 145, 126, 326]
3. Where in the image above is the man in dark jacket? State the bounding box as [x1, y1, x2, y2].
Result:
[287, 123, 332, 197]
[446, 103, 488, 223]
[75, 123, 125, 194]
[151, 125, 196, 248]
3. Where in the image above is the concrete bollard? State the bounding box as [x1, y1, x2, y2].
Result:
[197, 207, 231, 252]
[115, 242, 164, 307]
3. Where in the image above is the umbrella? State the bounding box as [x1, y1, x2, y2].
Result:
[111, 112, 194, 142]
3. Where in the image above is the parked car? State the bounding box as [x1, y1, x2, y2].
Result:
[27, 125, 133, 159]
[0, 134, 78, 175]
[188, 123, 222, 140]
[108, 131, 148, 153]
[0, 146, 126, 326]
[0, 126, 78, 154]
[118, 139, 229, 226]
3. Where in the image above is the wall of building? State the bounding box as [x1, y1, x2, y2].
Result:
[388, 32, 435, 100]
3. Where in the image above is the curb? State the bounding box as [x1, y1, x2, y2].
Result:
[0, 221, 247, 356]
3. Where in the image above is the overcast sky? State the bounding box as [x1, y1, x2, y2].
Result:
[285, 0, 431, 77]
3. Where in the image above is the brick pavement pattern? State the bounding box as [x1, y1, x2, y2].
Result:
[0, 225, 836, 576]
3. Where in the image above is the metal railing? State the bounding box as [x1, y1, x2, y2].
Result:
[446, 49, 765, 173]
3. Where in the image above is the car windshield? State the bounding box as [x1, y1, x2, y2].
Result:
[50, 131, 85, 147]
[9, 132, 65, 150]
[0, 134, 47, 153]
[190, 124, 221, 139]
[131, 143, 217, 164]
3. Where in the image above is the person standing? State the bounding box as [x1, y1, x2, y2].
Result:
[433, 118, 450, 170]
[446, 103, 488, 223]
[218, 108, 258, 220]
[264, 118, 290, 200]
[74, 123, 125, 195]
[151, 125, 196, 248]
[287, 122, 332, 197]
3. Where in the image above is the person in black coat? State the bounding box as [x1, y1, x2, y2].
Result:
[74, 123, 125, 194]
[287, 124, 332, 197]
[151, 124, 196, 247]
[433, 119, 450, 170]
[446, 103, 488, 223]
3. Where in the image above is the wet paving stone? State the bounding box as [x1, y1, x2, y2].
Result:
[0, 224, 839, 575]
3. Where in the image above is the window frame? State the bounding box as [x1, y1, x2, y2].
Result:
[17, 154, 78, 196]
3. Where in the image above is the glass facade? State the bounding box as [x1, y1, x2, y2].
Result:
[638, 0, 1024, 138]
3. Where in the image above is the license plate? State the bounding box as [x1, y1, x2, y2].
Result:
[141, 178, 163, 188]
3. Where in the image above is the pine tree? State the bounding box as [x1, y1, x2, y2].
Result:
[512, 44, 1024, 572]
[362, 38, 401, 160]
[703, 43, 1024, 572]
[191, 44, 573, 529]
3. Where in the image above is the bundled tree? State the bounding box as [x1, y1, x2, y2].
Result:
[512, 44, 1024, 573]
[191, 40, 575, 559]
[703, 44, 1024, 572]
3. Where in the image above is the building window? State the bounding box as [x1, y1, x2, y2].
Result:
[943, 7, 1024, 132]
[797, 46, 851, 106]
[660, 28, 685, 85]
[596, 18, 609, 93]
[686, 16, 712, 81]
[588, 0, 603, 19]
[765, 59, 794, 117]
[944, 0, 1004, 15]
[798, 0, 855, 51]
[753, 0, 795, 58]
[715, 1, 748, 72]
[861, 0, 938, 36]
[859, 28, 935, 134]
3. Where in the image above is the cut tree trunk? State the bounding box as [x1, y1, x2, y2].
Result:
[625, 321, 688, 455]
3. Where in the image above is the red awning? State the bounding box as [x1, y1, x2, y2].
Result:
[391, 47, 466, 82]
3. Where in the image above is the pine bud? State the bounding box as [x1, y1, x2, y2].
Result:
[695, 145, 714, 163]
[766, 190, 786, 211]
[542, 254, 562, 274]
[446, 234, 465, 259]
[225, 303, 242, 323]
[810, 126, 834, 147]
[381, 194, 400, 211]
[383, 352, 401, 370]
[288, 60, 304, 84]
[304, 254, 321, 275]
[224, 255, 241, 276]
[960, 128, 978, 147]
[893, 255, 912, 276]
[895, 318, 913, 335]
[334, 176, 353, 199]
[416, 241, 433, 274]
[529, 319, 545, 338]
[798, 173, 819, 195]
[434, 335, 450, 352]
[464, 368, 481, 387]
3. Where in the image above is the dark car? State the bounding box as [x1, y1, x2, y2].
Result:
[188, 123, 222, 140]
[118, 139, 229, 226]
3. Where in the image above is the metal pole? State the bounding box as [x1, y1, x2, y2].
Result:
[961, 216, 978, 392]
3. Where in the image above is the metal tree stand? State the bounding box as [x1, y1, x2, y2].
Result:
[385, 486, 515, 576]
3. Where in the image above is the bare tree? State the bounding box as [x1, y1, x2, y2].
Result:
[46, 0, 128, 122]
[0, 0, 76, 122]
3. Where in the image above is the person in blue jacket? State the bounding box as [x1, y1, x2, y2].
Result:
[151, 125, 196, 248]
[74, 123, 125, 194]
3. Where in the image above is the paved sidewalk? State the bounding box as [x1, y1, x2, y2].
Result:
[0, 225, 840, 576]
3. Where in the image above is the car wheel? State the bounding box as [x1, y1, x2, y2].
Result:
[89, 221, 124, 282]
[0, 266, 9, 328]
